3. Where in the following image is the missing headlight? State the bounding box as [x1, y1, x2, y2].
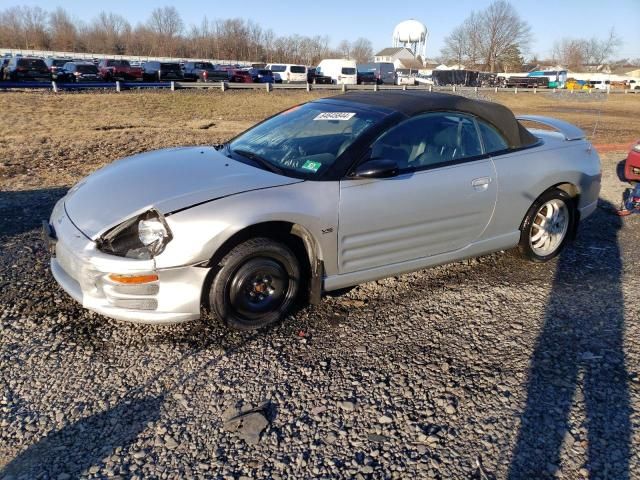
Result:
[98, 209, 172, 259]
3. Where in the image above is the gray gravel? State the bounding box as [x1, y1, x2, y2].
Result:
[1, 153, 639, 479]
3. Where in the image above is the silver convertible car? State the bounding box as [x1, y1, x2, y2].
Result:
[44, 92, 601, 330]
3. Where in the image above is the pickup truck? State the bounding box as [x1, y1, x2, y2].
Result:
[98, 59, 143, 81]
[182, 62, 229, 82]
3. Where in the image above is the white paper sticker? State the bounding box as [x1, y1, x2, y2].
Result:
[314, 112, 356, 121]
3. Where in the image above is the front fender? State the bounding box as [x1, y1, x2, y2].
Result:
[156, 181, 340, 274]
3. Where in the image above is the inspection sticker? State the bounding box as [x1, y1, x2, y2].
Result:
[314, 112, 356, 121]
[301, 160, 322, 172]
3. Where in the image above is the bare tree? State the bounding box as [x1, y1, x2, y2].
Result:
[82, 12, 131, 54]
[441, 24, 466, 66]
[552, 38, 587, 68]
[552, 28, 622, 69]
[441, 1, 530, 71]
[337, 40, 351, 59]
[351, 37, 373, 63]
[49, 7, 78, 51]
[147, 6, 183, 56]
[480, 0, 531, 72]
[589, 28, 622, 65]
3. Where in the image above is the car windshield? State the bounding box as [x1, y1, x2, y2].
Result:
[228, 102, 384, 178]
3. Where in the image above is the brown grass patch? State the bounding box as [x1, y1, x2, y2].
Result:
[0, 89, 637, 191]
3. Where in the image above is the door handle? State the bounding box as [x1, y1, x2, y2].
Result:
[471, 177, 492, 191]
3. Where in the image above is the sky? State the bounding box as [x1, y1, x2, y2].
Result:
[9, 0, 640, 60]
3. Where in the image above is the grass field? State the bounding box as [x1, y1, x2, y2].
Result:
[0, 89, 638, 191]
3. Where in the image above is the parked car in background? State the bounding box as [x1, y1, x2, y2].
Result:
[356, 67, 377, 85]
[266, 64, 307, 83]
[44, 57, 69, 74]
[357, 62, 396, 84]
[306, 67, 331, 84]
[415, 73, 433, 85]
[625, 140, 640, 182]
[316, 59, 357, 85]
[44, 92, 601, 331]
[396, 70, 417, 86]
[248, 68, 275, 83]
[53, 62, 101, 83]
[98, 59, 143, 81]
[182, 61, 229, 82]
[142, 61, 184, 81]
[229, 69, 253, 83]
[3, 57, 50, 82]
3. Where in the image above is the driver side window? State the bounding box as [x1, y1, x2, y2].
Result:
[369, 113, 483, 171]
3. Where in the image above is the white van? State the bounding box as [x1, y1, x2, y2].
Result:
[316, 59, 357, 85]
[266, 64, 307, 83]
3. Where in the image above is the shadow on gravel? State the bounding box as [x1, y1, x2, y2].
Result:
[0, 394, 164, 478]
[0, 330, 260, 478]
[0, 187, 67, 238]
[508, 200, 631, 479]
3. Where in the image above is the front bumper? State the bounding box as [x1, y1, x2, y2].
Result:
[46, 200, 209, 324]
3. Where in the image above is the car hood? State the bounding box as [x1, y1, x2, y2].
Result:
[64, 146, 302, 240]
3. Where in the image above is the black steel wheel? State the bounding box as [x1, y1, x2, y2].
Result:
[208, 237, 300, 331]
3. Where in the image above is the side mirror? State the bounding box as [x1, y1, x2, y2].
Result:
[352, 159, 399, 179]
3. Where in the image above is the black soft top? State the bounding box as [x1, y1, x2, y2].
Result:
[323, 91, 538, 149]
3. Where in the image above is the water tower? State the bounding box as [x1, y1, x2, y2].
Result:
[392, 19, 428, 60]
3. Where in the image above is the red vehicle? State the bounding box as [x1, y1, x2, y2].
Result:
[97, 59, 143, 81]
[625, 140, 640, 182]
[229, 69, 253, 83]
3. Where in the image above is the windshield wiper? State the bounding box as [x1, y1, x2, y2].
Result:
[231, 148, 284, 175]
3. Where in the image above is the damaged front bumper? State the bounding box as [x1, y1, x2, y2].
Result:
[45, 200, 209, 324]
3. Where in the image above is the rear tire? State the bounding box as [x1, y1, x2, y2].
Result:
[208, 237, 301, 331]
[519, 189, 575, 262]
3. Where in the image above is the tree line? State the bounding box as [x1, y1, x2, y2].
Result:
[1, 2, 631, 71]
[439, 0, 626, 72]
[0, 5, 374, 64]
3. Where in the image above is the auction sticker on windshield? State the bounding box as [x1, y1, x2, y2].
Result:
[314, 112, 356, 121]
[301, 160, 322, 172]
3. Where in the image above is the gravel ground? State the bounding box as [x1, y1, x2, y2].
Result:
[1, 95, 639, 479]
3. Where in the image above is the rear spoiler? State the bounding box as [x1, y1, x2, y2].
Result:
[516, 115, 585, 141]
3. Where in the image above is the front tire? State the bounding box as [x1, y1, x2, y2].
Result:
[208, 237, 301, 331]
[519, 189, 574, 262]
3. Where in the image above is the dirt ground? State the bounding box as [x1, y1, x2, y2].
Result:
[0, 89, 638, 191]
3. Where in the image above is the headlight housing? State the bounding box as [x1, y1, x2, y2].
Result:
[633, 143, 640, 153]
[97, 209, 172, 259]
